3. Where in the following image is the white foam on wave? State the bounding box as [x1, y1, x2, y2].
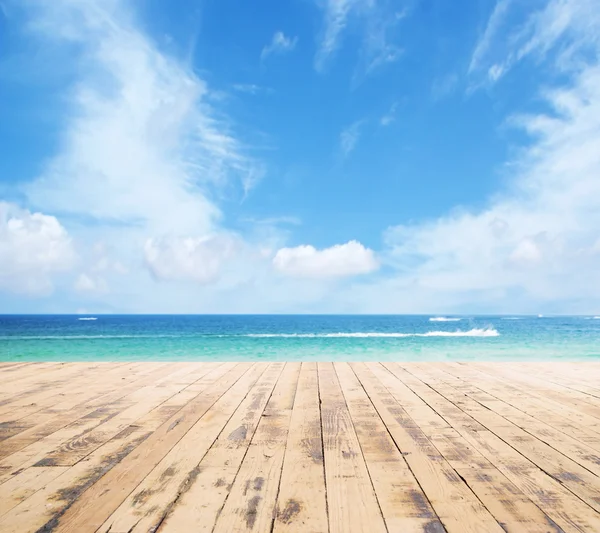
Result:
[501, 317, 522, 320]
[78, 317, 97, 321]
[429, 317, 461, 322]
[246, 328, 499, 338]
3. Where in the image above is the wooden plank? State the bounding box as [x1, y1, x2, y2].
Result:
[437, 363, 600, 454]
[510, 363, 600, 397]
[96, 363, 271, 533]
[335, 362, 445, 533]
[353, 363, 505, 533]
[272, 361, 329, 533]
[364, 363, 566, 533]
[33, 363, 218, 466]
[317, 362, 387, 533]
[0, 365, 92, 412]
[0, 363, 175, 459]
[0, 363, 246, 533]
[211, 362, 301, 533]
[0, 364, 207, 477]
[0, 363, 153, 423]
[472, 363, 600, 419]
[439, 363, 600, 450]
[405, 363, 600, 514]
[385, 363, 600, 532]
[158, 362, 286, 532]
[0, 466, 69, 517]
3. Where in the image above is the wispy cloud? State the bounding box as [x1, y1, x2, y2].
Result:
[339, 120, 364, 156]
[469, 0, 513, 76]
[232, 83, 271, 95]
[380, 102, 397, 126]
[261, 31, 298, 61]
[469, 0, 600, 86]
[314, 0, 406, 75]
[377, 1, 600, 312]
[431, 73, 458, 101]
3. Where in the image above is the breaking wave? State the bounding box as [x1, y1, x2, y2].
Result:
[2, 328, 500, 340]
[429, 317, 461, 322]
[246, 328, 499, 338]
[78, 317, 97, 321]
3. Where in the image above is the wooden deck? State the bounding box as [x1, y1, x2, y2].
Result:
[1, 363, 600, 532]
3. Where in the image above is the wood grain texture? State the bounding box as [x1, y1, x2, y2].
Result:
[0, 361, 599, 532]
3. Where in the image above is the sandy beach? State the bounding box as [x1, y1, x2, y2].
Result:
[1, 361, 600, 532]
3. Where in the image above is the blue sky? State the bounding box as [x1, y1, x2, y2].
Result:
[1, 0, 600, 314]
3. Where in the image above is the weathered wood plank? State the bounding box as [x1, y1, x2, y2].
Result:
[387, 363, 600, 532]
[317, 362, 387, 533]
[365, 363, 564, 533]
[406, 363, 600, 514]
[355, 363, 504, 533]
[211, 362, 301, 533]
[272, 362, 329, 533]
[158, 362, 286, 532]
[97, 363, 271, 533]
[336, 362, 445, 533]
[0, 363, 245, 533]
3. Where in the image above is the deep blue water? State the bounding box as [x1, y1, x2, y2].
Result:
[0, 314, 599, 361]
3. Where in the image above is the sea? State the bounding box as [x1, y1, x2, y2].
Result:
[1, 314, 600, 362]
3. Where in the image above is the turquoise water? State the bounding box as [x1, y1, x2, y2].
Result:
[1, 315, 599, 361]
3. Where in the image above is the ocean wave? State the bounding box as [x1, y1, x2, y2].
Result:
[1, 334, 182, 340]
[78, 317, 97, 321]
[501, 317, 522, 320]
[429, 317, 461, 322]
[246, 328, 499, 338]
[1, 327, 500, 340]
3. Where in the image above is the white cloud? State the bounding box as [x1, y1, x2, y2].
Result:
[13, 0, 263, 293]
[469, 0, 513, 75]
[340, 120, 364, 156]
[261, 31, 297, 61]
[74, 273, 108, 294]
[232, 83, 271, 95]
[23, 0, 258, 235]
[383, 61, 600, 310]
[314, 0, 405, 74]
[144, 234, 237, 284]
[273, 240, 379, 279]
[431, 73, 458, 101]
[469, 0, 600, 85]
[380, 102, 397, 126]
[0, 202, 76, 295]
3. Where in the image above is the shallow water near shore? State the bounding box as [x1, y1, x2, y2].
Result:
[1, 314, 599, 361]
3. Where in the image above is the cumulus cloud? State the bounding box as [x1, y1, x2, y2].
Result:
[10, 0, 264, 296]
[144, 234, 237, 284]
[0, 202, 76, 295]
[273, 240, 379, 279]
[261, 31, 297, 61]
